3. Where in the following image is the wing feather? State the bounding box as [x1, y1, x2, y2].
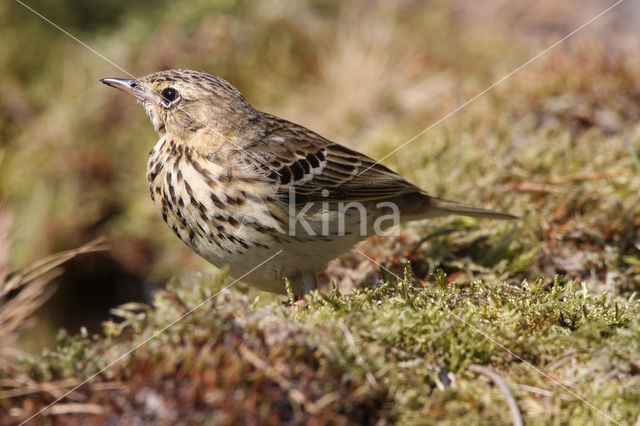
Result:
[245, 114, 419, 203]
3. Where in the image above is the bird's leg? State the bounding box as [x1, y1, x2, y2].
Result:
[300, 272, 318, 297]
[283, 273, 316, 310]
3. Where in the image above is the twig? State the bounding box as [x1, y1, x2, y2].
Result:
[0, 379, 124, 400]
[468, 364, 523, 426]
[45, 403, 104, 416]
[546, 169, 630, 184]
[499, 170, 630, 193]
[516, 383, 552, 397]
[504, 182, 564, 193]
[340, 324, 378, 388]
[407, 227, 458, 258]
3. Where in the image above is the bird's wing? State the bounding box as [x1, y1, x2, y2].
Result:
[243, 115, 420, 203]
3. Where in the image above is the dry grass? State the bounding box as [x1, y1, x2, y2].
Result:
[0, 222, 106, 371]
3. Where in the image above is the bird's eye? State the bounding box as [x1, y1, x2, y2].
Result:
[161, 87, 178, 103]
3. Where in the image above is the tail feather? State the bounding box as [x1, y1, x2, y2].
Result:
[428, 197, 518, 220]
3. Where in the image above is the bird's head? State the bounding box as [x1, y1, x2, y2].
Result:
[101, 69, 260, 142]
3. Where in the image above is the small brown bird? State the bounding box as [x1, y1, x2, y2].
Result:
[101, 69, 515, 296]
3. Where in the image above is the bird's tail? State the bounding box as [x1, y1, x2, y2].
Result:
[428, 197, 517, 220]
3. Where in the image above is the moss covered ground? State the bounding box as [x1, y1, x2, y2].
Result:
[1, 0, 640, 424]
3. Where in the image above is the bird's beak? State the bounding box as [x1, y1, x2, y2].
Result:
[100, 78, 150, 102]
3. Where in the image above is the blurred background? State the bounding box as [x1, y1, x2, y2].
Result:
[2, 0, 640, 350]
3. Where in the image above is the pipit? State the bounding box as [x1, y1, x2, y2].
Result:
[101, 69, 515, 296]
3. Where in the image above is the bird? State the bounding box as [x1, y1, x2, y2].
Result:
[101, 69, 516, 296]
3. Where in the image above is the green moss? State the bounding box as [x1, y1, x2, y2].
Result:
[7, 267, 638, 423]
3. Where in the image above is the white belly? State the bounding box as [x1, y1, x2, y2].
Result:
[146, 138, 378, 294]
